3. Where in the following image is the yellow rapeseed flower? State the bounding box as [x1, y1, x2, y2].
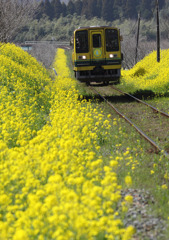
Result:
[125, 176, 132, 186]
[0, 45, 134, 240]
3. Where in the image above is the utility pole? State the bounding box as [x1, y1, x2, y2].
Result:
[156, 0, 160, 62]
[135, 12, 141, 64]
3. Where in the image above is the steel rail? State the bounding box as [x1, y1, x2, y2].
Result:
[110, 85, 169, 118]
[90, 86, 169, 158]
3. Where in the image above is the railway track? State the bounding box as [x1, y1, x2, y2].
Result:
[110, 85, 169, 118]
[89, 85, 169, 158]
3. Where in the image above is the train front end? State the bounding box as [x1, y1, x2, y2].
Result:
[72, 26, 122, 84]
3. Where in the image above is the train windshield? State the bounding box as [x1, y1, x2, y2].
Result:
[75, 30, 88, 53]
[93, 34, 101, 48]
[106, 29, 119, 51]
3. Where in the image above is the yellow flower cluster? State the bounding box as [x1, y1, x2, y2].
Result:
[0, 45, 134, 239]
[122, 50, 169, 93]
[0, 43, 51, 148]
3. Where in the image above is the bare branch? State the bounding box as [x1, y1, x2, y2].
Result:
[121, 36, 157, 69]
[0, 0, 38, 42]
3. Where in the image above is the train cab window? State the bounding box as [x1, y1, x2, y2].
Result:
[93, 34, 101, 48]
[75, 30, 88, 53]
[106, 29, 119, 51]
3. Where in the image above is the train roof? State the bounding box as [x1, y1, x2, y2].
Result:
[75, 26, 119, 31]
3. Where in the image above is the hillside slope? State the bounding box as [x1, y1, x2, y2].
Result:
[122, 50, 169, 94]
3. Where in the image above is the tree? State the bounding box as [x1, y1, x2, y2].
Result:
[139, 0, 152, 19]
[44, 0, 53, 19]
[61, 2, 67, 17]
[35, 1, 45, 20]
[158, 0, 165, 9]
[113, 0, 124, 20]
[160, 2, 169, 39]
[101, 0, 114, 21]
[66, 0, 75, 15]
[95, 0, 102, 18]
[88, 0, 98, 19]
[74, 0, 83, 16]
[51, 0, 62, 19]
[125, 0, 137, 19]
[0, 0, 38, 43]
[81, 0, 89, 18]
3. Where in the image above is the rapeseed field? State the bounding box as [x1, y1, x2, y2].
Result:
[122, 49, 169, 94]
[0, 44, 135, 240]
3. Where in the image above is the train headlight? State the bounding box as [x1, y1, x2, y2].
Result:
[109, 54, 117, 58]
[78, 55, 87, 60]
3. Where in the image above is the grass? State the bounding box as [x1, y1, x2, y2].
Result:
[65, 49, 169, 239]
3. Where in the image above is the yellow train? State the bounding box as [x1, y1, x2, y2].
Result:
[72, 26, 123, 84]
